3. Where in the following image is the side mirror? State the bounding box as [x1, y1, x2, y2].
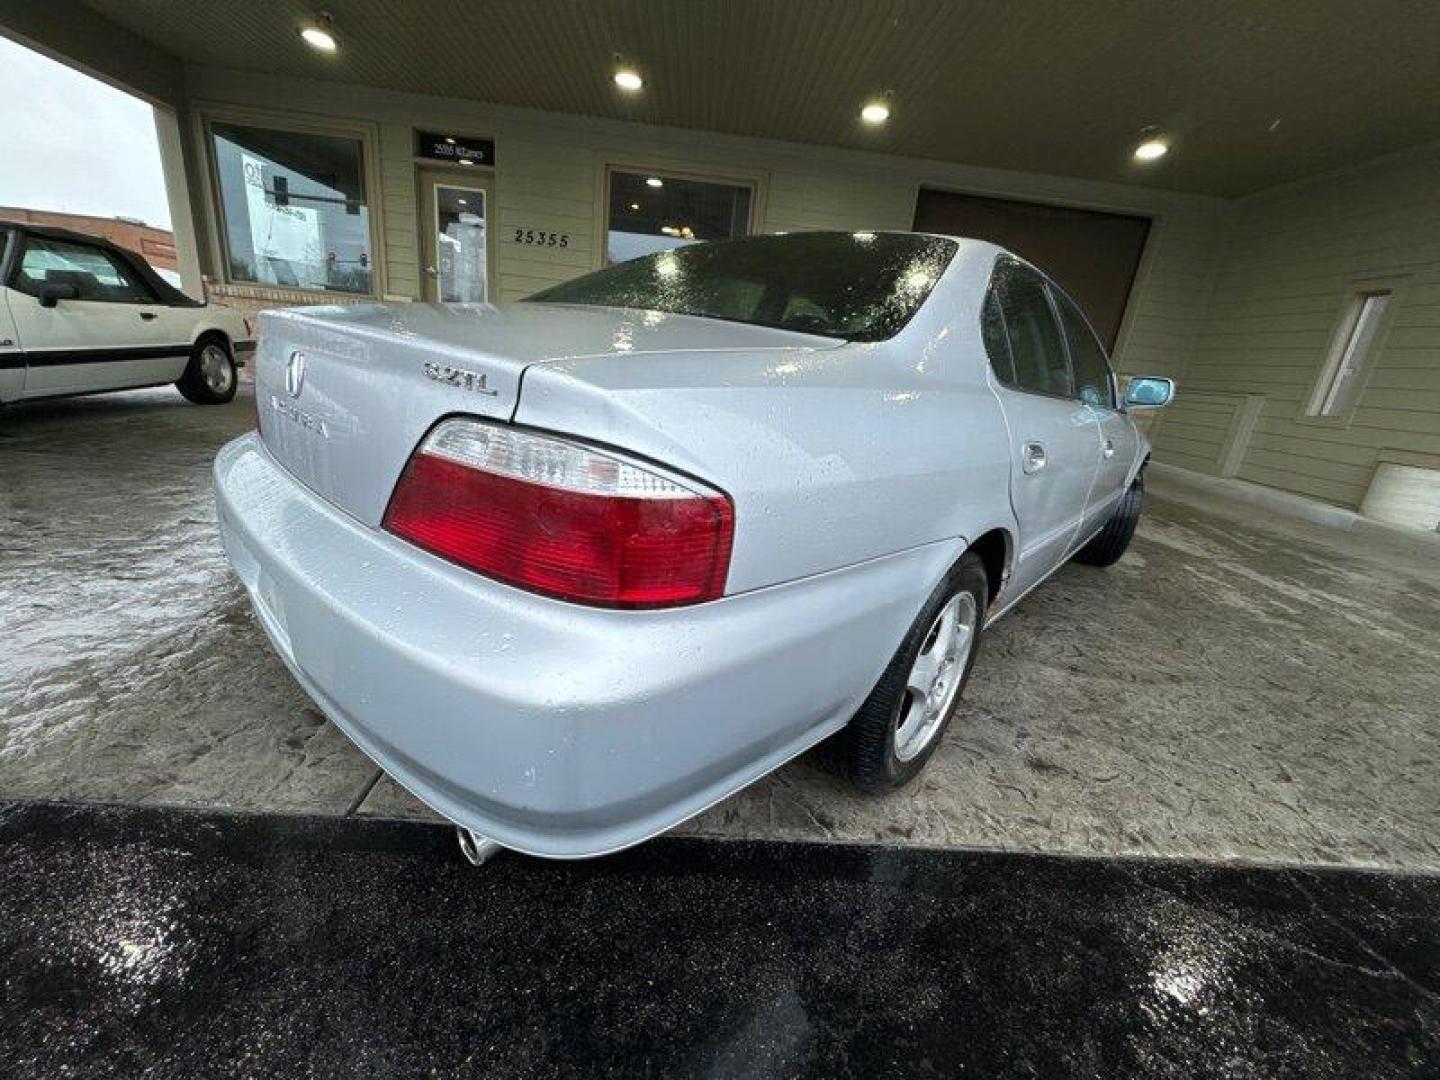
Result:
[1124, 375, 1176, 409]
[37, 282, 80, 308]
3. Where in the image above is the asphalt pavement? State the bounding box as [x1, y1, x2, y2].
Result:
[2, 799, 1436, 1078]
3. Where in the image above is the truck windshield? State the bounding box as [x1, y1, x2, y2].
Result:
[524, 232, 956, 343]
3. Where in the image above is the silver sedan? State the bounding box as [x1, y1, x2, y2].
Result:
[214, 231, 1173, 858]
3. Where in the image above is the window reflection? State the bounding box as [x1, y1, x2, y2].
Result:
[211, 122, 372, 294]
[435, 185, 486, 302]
[607, 170, 753, 264]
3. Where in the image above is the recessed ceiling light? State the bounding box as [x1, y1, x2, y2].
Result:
[300, 15, 338, 52]
[629, 202, 640, 211]
[300, 26, 337, 51]
[457, 198, 468, 206]
[444, 136, 456, 145]
[645, 176, 664, 188]
[1133, 136, 1169, 162]
[860, 101, 890, 125]
[458, 158, 475, 166]
[614, 69, 643, 91]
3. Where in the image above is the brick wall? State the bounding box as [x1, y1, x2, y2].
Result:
[0, 206, 177, 272]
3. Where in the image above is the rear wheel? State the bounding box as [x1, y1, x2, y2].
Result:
[1073, 473, 1144, 567]
[176, 336, 237, 404]
[844, 552, 988, 793]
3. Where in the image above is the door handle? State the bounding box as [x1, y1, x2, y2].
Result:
[139, 311, 157, 320]
[1103, 438, 1115, 459]
[1022, 442, 1047, 475]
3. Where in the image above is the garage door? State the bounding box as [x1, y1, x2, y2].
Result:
[913, 189, 1150, 351]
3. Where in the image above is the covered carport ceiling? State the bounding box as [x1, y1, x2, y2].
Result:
[74, 0, 1440, 196]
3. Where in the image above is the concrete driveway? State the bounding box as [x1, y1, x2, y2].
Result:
[3, 385, 1438, 869]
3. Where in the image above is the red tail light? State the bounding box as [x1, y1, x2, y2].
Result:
[383, 419, 734, 609]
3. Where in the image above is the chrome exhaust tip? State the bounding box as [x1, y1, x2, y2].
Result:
[456, 826, 502, 866]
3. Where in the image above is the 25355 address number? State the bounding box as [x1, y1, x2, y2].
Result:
[513, 228, 570, 248]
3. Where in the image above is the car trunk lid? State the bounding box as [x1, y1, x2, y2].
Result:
[254, 301, 838, 526]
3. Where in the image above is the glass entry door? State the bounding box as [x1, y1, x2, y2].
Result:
[419, 168, 490, 303]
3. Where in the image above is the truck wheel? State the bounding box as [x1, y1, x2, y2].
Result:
[1073, 474, 1144, 567]
[176, 337, 237, 404]
[844, 551, 988, 793]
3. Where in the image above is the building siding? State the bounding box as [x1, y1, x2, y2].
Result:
[379, 122, 421, 300]
[1108, 206, 1233, 386]
[1154, 145, 1440, 508]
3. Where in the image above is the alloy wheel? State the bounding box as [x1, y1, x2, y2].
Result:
[893, 592, 977, 762]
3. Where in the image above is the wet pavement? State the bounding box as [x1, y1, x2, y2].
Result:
[2, 385, 1440, 869]
[0, 387, 378, 814]
[2, 798, 1438, 1078]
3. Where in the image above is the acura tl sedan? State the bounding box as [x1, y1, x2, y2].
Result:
[214, 231, 1174, 859]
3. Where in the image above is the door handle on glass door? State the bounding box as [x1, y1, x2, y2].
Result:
[1103, 438, 1115, 458]
[1022, 442, 1047, 475]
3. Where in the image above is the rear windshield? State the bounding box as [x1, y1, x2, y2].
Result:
[524, 232, 957, 342]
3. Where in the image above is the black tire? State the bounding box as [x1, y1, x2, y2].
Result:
[1072, 474, 1144, 567]
[176, 335, 237, 404]
[844, 552, 989, 794]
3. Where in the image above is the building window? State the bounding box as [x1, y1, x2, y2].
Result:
[606, 169, 752, 264]
[210, 122, 373, 294]
[1308, 290, 1392, 417]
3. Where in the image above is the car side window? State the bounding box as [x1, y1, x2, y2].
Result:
[980, 288, 1015, 384]
[13, 236, 152, 304]
[1052, 288, 1115, 408]
[992, 262, 1073, 398]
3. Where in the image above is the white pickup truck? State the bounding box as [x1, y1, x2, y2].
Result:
[0, 223, 253, 405]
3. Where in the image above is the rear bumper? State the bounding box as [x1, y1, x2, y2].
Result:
[214, 433, 960, 857]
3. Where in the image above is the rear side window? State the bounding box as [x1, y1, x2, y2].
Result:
[992, 261, 1072, 398]
[13, 236, 152, 304]
[1053, 289, 1115, 407]
[980, 289, 1015, 383]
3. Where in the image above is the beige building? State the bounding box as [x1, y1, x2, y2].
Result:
[3, 2, 1437, 518]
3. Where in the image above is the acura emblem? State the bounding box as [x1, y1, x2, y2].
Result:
[285, 351, 306, 398]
